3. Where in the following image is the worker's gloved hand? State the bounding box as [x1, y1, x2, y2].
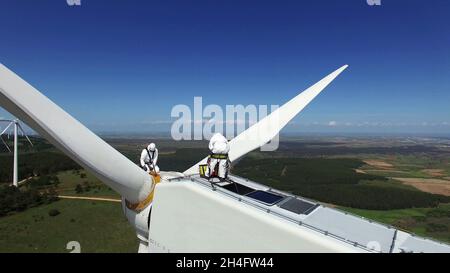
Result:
[143, 165, 148, 172]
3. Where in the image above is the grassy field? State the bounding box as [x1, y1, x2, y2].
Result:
[55, 170, 119, 198]
[0, 168, 133, 253]
[0, 199, 137, 253]
[360, 154, 450, 178]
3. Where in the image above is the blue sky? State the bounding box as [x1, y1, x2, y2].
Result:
[0, 0, 449, 135]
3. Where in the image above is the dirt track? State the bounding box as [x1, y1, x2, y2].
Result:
[422, 169, 446, 177]
[363, 160, 394, 169]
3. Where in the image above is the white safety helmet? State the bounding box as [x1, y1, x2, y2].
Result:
[148, 143, 156, 152]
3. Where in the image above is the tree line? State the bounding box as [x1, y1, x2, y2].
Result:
[0, 152, 80, 183]
[0, 180, 59, 217]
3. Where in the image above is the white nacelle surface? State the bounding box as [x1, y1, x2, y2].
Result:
[148, 181, 359, 253]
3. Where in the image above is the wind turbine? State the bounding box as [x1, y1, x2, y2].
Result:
[0, 63, 449, 253]
[0, 119, 33, 187]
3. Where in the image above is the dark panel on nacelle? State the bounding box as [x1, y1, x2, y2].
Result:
[279, 198, 319, 215]
[246, 190, 285, 205]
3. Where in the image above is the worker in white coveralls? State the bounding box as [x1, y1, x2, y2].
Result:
[207, 133, 230, 180]
[140, 143, 159, 174]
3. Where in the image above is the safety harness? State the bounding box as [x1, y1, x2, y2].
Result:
[144, 148, 155, 168]
[207, 153, 230, 178]
[209, 153, 228, 159]
[146, 148, 155, 162]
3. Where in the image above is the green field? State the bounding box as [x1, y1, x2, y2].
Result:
[0, 199, 137, 253]
[0, 167, 134, 253]
[56, 170, 119, 198]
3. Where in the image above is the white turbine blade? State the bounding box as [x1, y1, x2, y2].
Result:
[184, 65, 348, 175]
[17, 123, 33, 147]
[0, 63, 151, 203]
[229, 65, 348, 161]
[0, 135, 11, 152]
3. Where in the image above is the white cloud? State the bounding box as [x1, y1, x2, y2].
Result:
[328, 121, 337, 127]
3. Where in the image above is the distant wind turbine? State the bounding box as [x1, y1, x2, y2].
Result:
[0, 119, 33, 187]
